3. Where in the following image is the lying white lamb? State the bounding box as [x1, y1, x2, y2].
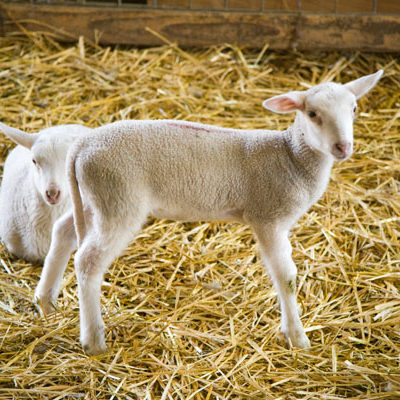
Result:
[0, 123, 91, 262]
[36, 70, 383, 355]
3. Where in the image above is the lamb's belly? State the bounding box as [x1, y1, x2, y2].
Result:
[151, 205, 244, 223]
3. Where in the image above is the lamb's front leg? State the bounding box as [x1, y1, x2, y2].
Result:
[254, 224, 310, 348]
[35, 212, 76, 314]
[75, 218, 146, 355]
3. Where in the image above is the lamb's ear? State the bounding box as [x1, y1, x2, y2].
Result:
[262, 91, 305, 114]
[344, 70, 383, 100]
[0, 122, 37, 149]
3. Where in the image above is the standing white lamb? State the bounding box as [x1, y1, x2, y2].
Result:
[0, 123, 91, 262]
[35, 70, 383, 355]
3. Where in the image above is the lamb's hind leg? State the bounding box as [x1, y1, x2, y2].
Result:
[35, 211, 76, 314]
[253, 224, 310, 349]
[75, 216, 145, 355]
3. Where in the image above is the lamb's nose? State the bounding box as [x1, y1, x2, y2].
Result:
[46, 187, 61, 204]
[334, 142, 352, 158]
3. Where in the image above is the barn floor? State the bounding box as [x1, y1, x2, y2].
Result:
[0, 32, 399, 399]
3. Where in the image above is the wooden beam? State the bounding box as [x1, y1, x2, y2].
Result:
[0, 2, 399, 51]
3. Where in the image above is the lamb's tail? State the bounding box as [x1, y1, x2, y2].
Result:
[67, 146, 86, 247]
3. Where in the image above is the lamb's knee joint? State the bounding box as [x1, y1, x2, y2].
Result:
[75, 246, 102, 282]
[287, 278, 296, 294]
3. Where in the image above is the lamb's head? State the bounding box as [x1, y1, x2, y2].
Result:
[0, 123, 85, 206]
[262, 70, 383, 161]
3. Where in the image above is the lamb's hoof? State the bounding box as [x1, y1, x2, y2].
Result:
[81, 330, 108, 356]
[283, 329, 311, 349]
[82, 341, 109, 356]
[34, 292, 56, 315]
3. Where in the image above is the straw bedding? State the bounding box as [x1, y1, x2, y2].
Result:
[0, 31, 399, 399]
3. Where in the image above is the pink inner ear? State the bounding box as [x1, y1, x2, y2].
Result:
[264, 96, 302, 113]
[273, 97, 300, 112]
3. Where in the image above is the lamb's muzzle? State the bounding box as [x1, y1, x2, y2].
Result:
[45, 185, 61, 205]
[333, 142, 352, 160]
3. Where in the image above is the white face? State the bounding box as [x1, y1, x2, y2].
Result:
[301, 83, 357, 161]
[30, 138, 71, 206]
[262, 70, 383, 163]
[0, 123, 88, 206]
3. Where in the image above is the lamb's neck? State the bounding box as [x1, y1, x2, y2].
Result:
[284, 118, 334, 189]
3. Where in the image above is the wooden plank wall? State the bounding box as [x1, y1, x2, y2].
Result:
[0, 1, 399, 50]
[154, 0, 400, 13]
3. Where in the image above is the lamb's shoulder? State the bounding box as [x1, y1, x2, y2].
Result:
[0, 146, 33, 219]
[240, 130, 332, 225]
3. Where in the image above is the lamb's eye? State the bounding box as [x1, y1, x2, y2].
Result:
[353, 106, 357, 113]
[32, 158, 37, 165]
[308, 111, 317, 118]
